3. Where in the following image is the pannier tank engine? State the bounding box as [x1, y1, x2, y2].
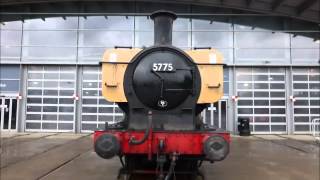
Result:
[94, 10, 230, 180]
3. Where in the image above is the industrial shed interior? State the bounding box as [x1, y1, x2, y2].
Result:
[0, 0, 319, 135]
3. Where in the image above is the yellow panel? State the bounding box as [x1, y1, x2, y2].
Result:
[101, 48, 142, 102]
[185, 49, 224, 104]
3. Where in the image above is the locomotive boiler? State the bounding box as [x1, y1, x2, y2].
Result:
[94, 10, 230, 180]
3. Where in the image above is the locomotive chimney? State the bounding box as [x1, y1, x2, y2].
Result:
[150, 10, 177, 46]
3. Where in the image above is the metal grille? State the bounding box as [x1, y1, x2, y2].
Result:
[292, 68, 320, 134]
[81, 66, 123, 132]
[26, 66, 76, 132]
[236, 68, 287, 134]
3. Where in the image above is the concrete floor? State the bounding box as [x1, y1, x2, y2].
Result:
[0, 133, 319, 180]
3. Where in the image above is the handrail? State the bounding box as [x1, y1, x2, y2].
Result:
[311, 118, 320, 142]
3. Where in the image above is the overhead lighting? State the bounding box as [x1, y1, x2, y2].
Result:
[41, 17, 45, 21]
[314, 39, 320, 44]
[104, 16, 108, 20]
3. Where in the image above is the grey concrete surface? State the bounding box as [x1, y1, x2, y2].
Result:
[0, 133, 319, 180]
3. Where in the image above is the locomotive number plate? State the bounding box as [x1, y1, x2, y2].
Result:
[152, 63, 175, 72]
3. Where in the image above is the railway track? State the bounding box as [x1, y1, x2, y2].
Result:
[253, 135, 319, 154]
[1, 133, 59, 148]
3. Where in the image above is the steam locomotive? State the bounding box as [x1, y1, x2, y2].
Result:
[94, 10, 230, 180]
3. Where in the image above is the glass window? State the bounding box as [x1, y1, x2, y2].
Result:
[82, 115, 97, 121]
[83, 98, 98, 104]
[0, 80, 19, 92]
[1, 30, 22, 46]
[59, 106, 74, 112]
[172, 32, 190, 48]
[255, 116, 269, 122]
[254, 92, 269, 97]
[271, 125, 286, 132]
[78, 47, 106, 62]
[295, 125, 310, 132]
[192, 32, 232, 48]
[238, 108, 253, 114]
[270, 75, 285, 81]
[271, 108, 285, 114]
[43, 98, 58, 104]
[79, 31, 133, 47]
[271, 100, 285, 106]
[254, 83, 268, 89]
[44, 73, 59, 79]
[174, 18, 190, 31]
[270, 83, 285, 89]
[294, 108, 309, 114]
[255, 108, 269, 114]
[23, 31, 77, 46]
[135, 16, 153, 31]
[60, 98, 74, 104]
[135, 32, 153, 47]
[254, 100, 269, 106]
[26, 123, 41, 129]
[1, 21, 22, 30]
[271, 117, 286, 122]
[80, 16, 133, 30]
[26, 114, 41, 120]
[27, 106, 41, 112]
[235, 49, 290, 63]
[238, 100, 253, 106]
[234, 17, 284, 31]
[0, 46, 21, 61]
[293, 83, 308, 89]
[24, 17, 78, 30]
[28, 81, 42, 88]
[42, 123, 57, 130]
[43, 114, 57, 120]
[59, 123, 73, 130]
[22, 47, 77, 61]
[192, 17, 231, 31]
[237, 75, 251, 81]
[235, 32, 289, 48]
[255, 125, 270, 132]
[0, 65, 20, 79]
[238, 91, 253, 97]
[291, 33, 319, 48]
[270, 92, 285, 97]
[59, 115, 73, 121]
[292, 49, 319, 64]
[98, 107, 113, 113]
[27, 98, 42, 104]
